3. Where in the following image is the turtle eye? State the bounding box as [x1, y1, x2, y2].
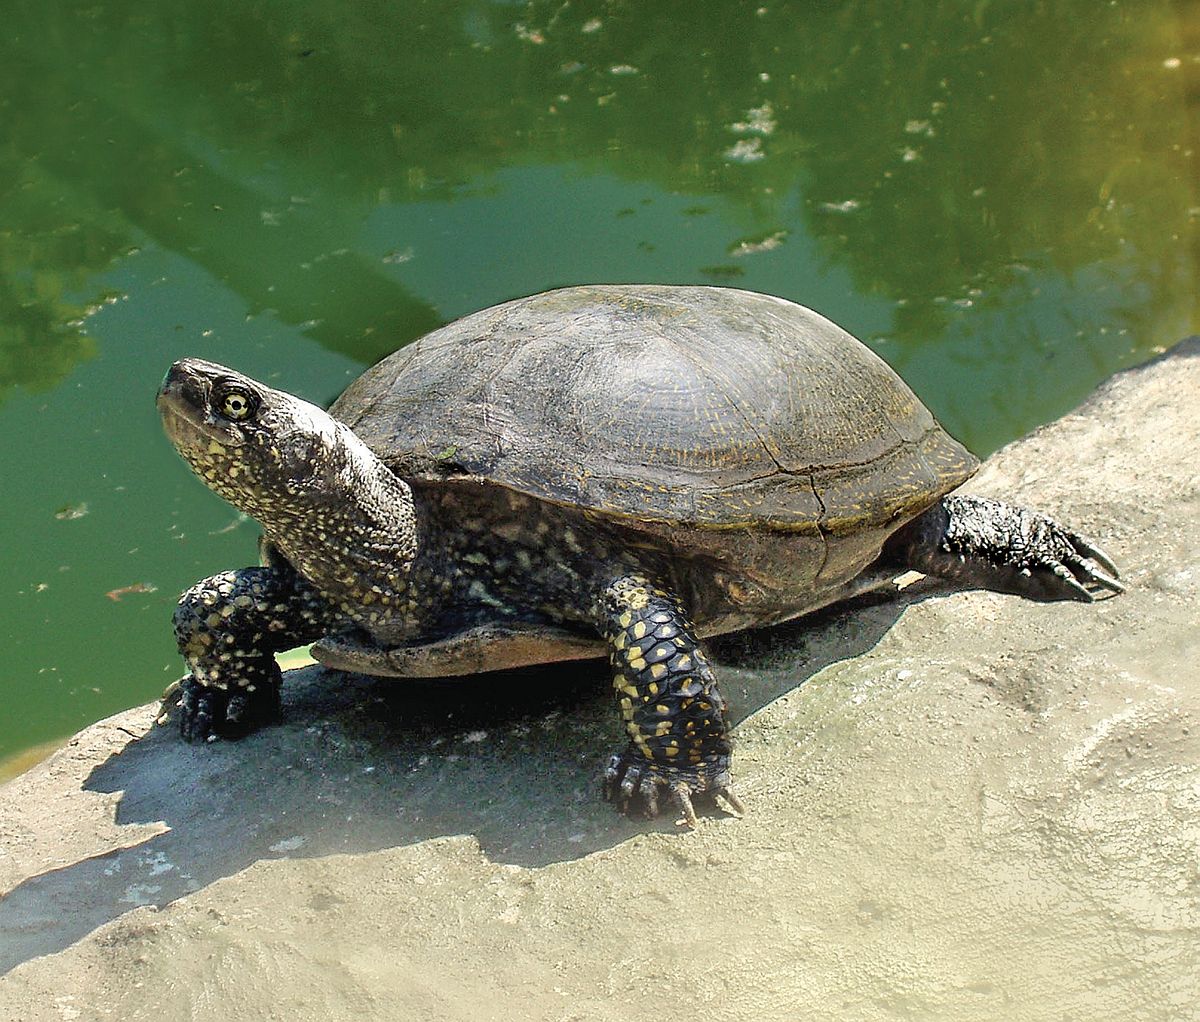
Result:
[218, 388, 254, 421]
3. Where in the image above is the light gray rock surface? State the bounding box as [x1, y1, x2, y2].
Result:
[1, 340, 1197, 1021]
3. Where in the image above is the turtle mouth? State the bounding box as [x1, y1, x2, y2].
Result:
[157, 360, 245, 448]
[158, 400, 220, 453]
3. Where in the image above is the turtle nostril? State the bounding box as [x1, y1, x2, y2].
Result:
[158, 361, 209, 412]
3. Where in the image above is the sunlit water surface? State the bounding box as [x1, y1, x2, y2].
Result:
[1, 0, 1195, 764]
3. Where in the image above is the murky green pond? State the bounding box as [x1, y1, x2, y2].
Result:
[1, 1, 1195, 765]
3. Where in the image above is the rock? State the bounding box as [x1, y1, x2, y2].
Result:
[1, 341, 1197, 1021]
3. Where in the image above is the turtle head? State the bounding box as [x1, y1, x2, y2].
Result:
[160, 358, 419, 621]
[157, 358, 357, 520]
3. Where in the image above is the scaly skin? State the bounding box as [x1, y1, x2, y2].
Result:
[888, 494, 1123, 601]
[173, 565, 335, 741]
[597, 575, 743, 826]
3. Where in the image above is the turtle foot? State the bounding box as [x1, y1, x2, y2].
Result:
[177, 676, 282, 743]
[896, 495, 1123, 603]
[602, 748, 744, 829]
[1005, 515, 1123, 602]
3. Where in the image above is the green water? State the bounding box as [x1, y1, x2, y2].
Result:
[1, 1, 1195, 763]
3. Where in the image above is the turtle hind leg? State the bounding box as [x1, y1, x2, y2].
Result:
[596, 574, 743, 828]
[172, 565, 334, 742]
[887, 494, 1123, 602]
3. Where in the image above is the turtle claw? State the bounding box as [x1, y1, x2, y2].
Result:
[1033, 521, 1124, 601]
[1086, 565, 1123, 593]
[603, 748, 743, 829]
[1060, 554, 1124, 599]
[717, 785, 747, 817]
[1046, 562, 1095, 603]
[178, 676, 281, 743]
[1064, 530, 1120, 577]
[669, 783, 698, 829]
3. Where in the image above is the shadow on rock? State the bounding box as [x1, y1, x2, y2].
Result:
[0, 588, 915, 974]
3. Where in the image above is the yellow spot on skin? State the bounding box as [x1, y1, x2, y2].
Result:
[677, 654, 692, 670]
[628, 657, 646, 671]
[207, 441, 227, 455]
[647, 682, 659, 696]
[656, 704, 670, 715]
[633, 621, 647, 640]
[655, 721, 672, 737]
[649, 663, 667, 680]
[615, 633, 627, 651]
[619, 611, 633, 628]
[621, 684, 639, 699]
[664, 747, 679, 758]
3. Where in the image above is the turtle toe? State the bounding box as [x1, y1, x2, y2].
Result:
[177, 676, 281, 743]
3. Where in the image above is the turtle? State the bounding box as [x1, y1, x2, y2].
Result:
[157, 284, 1122, 826]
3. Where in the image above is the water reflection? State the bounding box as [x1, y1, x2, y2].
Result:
[1, 0, 1192, 399]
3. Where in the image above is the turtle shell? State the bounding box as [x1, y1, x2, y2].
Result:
[330, 285, 977, 536]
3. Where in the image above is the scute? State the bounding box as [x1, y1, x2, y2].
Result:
[331, 285, 977, 532]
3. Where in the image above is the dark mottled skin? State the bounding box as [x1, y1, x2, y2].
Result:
[887, 495, 1122, 602]
[598, 575, 742, 826]
[158, 287, 1122, 825]
[174, 565, 333, 741]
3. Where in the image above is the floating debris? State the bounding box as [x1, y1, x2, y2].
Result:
[54, 502, 89, 521]
[210, 513, 249, 535]
[729, 230, 787, 257]
[729, 102, 776, 136]
[818, 199, 862, 214]
[514, 23, 545, 44]
[723, 137, 765, 163]
[106, 581, 159, 602]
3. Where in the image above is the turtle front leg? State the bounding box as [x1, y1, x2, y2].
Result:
[596, 574, 744, 828]
[888, 494, 1123, 602]
[173, 565, 335, 742]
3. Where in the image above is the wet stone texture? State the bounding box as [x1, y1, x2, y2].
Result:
[1, 340, 1198, 1021]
